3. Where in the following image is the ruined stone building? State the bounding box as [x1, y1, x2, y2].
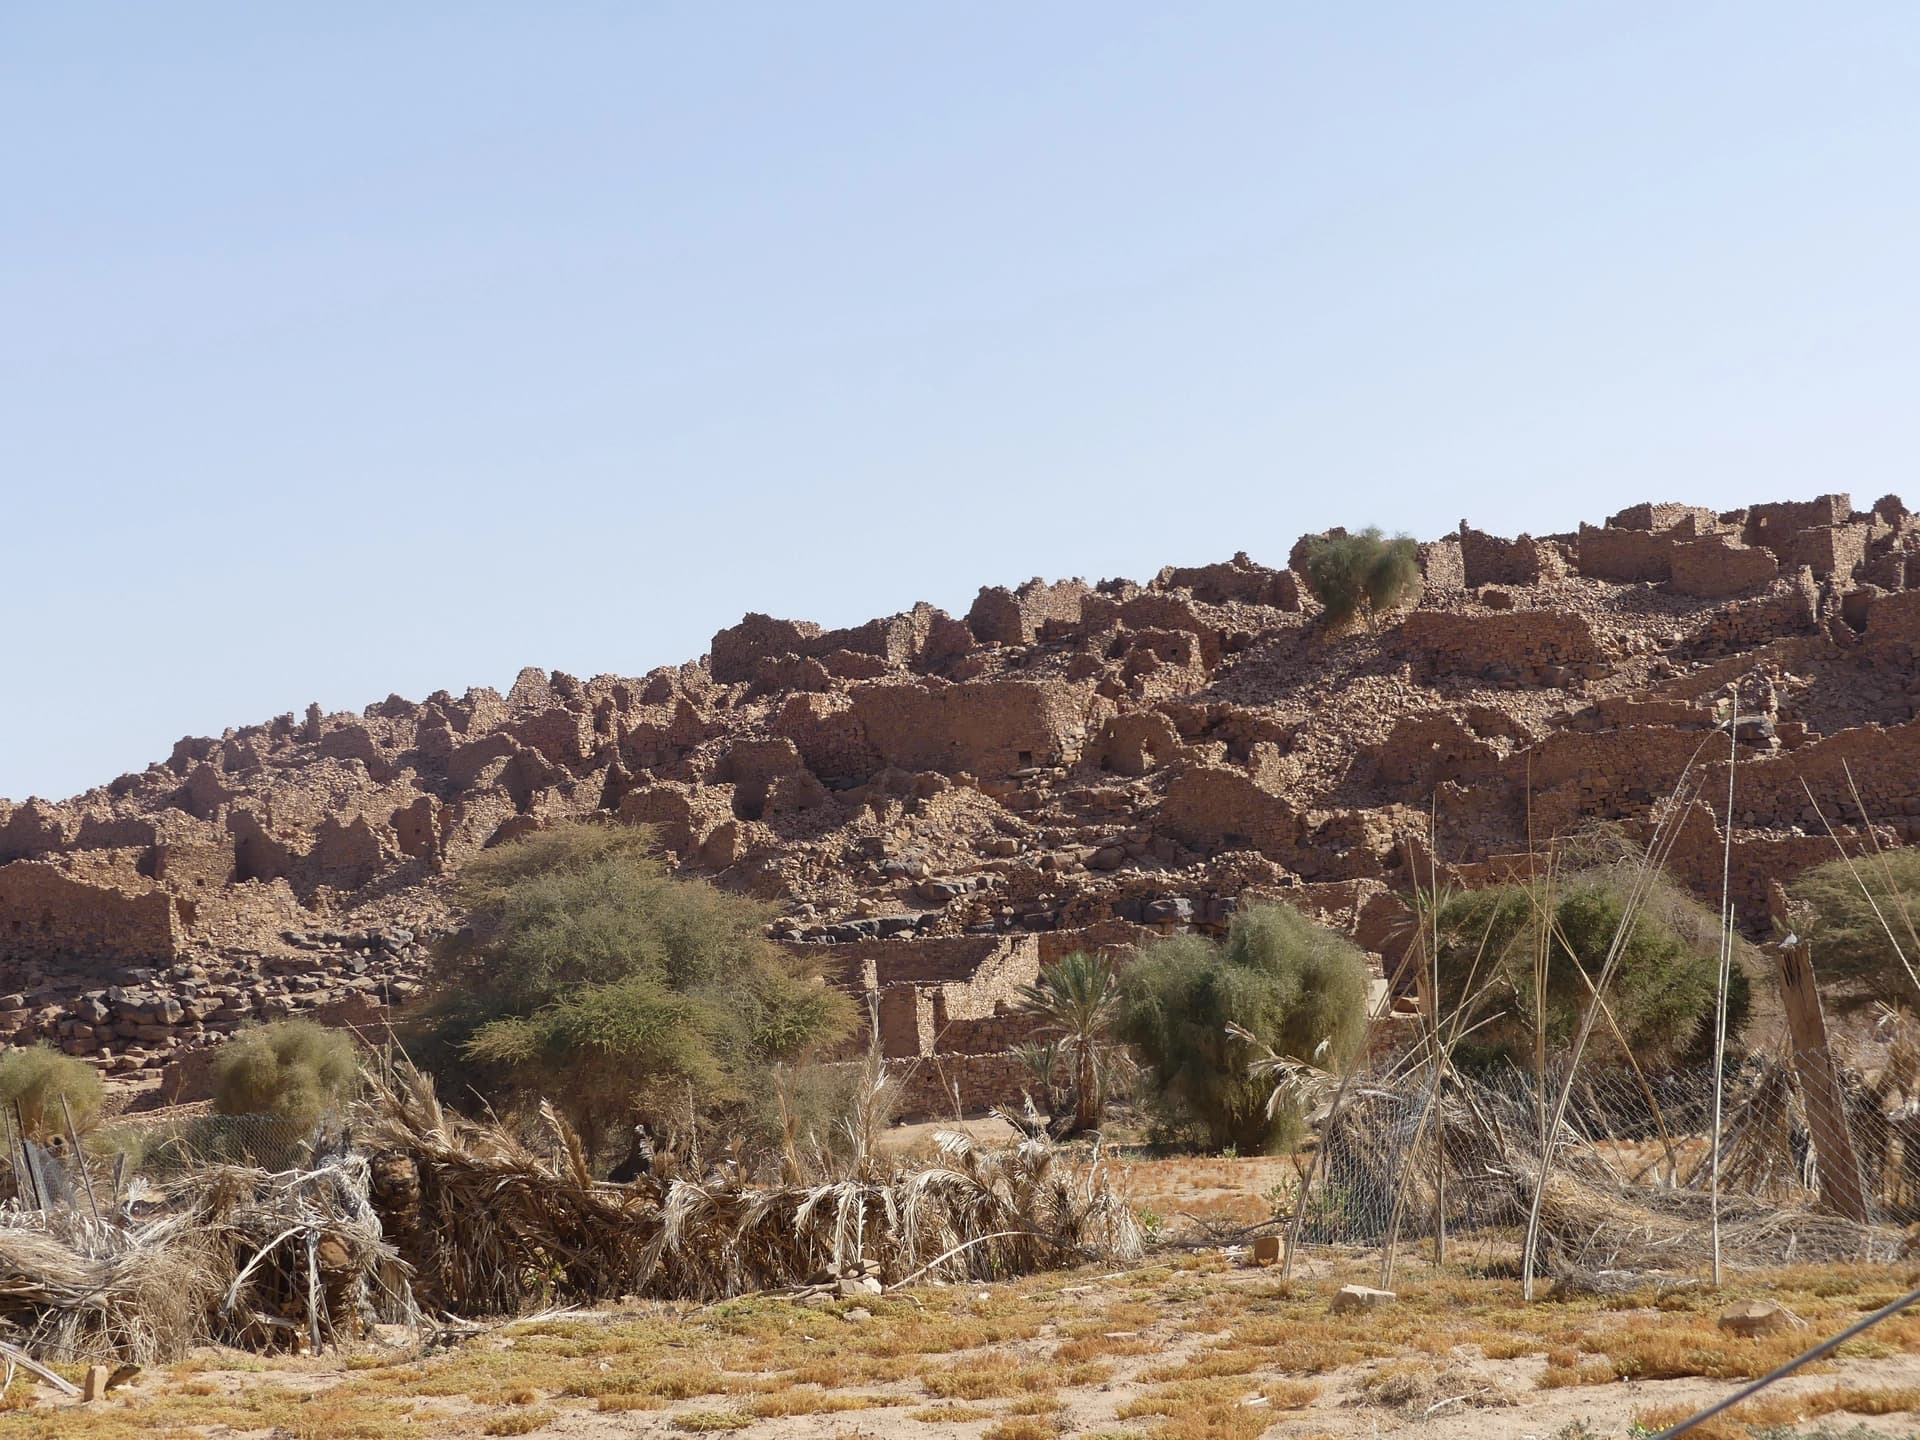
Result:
[5, 492, 1920, 1111]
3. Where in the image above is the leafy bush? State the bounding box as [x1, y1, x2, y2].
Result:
[0, 1045, 104, 1140]
[1116, 903, 1370, 1152]
[417, 822, 856, 1161]
[1431, 864, 1750, 1069]
[1299, 527, 1422, 630]
[211, 1019, 362, 1130]
[1788, 849, 1920, 1008]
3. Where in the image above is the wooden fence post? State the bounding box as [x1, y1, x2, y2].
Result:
[1776, 936, 1870, 1224]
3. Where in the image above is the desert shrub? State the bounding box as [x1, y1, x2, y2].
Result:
[211, 1019, 363, 1130]
[417, 822, 856, 1161]
[0, 1045, 104, 1139]
[1789, 849, 1920, 1008]
[1116, 903, 1370, 1152]
[1300, 527, 1422, 630]
[1432, 864, 1751, 1069]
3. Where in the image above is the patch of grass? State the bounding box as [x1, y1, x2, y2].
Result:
[922, 1361, 1082, 1400]
[671, 1412, 754, 1433]
[1055, 1332, 1157, 1362]
[1004, 1394, 1068, 1416]
[985, 1419, 1064, 1440]
[1141, 1349, 1263, 1383]
[1634, 1383, 1920, 1440]
[743, 1389, 908, 1417]
[912, 1402, 997, 1423]
[596, 1392, 667, 1412]
[471, 1385, 539, 1406]
[481, 1411, 554, 1437]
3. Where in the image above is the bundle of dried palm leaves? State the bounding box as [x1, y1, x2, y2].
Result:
[0, 1209, 219, 1363]
[359, 1058, 1141, 1313]
[1525, 1168, 1901, 1271]
[0, 1152, 413, 1364]
[1307, 1071, 1620, 1243]
[181, 1156, 416, 1353]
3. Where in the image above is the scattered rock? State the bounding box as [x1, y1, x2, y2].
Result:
[1719, 1299, 1802, 1337]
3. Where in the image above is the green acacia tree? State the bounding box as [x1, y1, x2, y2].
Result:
[417, 823, 856, 1161]
[1117, 904, 1370, 1152]
[1788, 849, 1920, 1010]
[1431, 865, 1750, 1068]
[1300, 528, 1423, 631]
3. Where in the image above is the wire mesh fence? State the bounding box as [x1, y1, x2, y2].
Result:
[1280, 1050, 1915, 1277]
[89, 1112, 331, 1180]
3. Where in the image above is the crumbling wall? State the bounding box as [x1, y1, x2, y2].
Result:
[0, 863, 183, 963]
[1418, 538, 1466, 593]
[1157, 764, 1302, 859]
[1576, 524, 1680, 582]
[1457, 525, 1567, 586]
[1155, 553, 1302, 609]
[850, 680, 1092, 776]
[1743, 494, 1853, 549]
[1775, 522, 1869, 581]
[966, 579, 1090, 645]
[1670, 536, 1780, 597]
[709, 614, 826, 684]
[1089, 711, 1185, 777]
[1398, 610, 1611, 686]
[1607, 502, 1719, 534]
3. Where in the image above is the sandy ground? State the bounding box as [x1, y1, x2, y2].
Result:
[11, 1149, 1920, 1439]
[26, 1253, 1919, 1440]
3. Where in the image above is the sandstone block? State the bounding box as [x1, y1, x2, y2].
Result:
[1330, 1284, 1396, 1314]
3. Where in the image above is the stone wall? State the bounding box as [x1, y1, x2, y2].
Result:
[1670, 537, 1781, 597]
[850, 680, 1094, 776]
[1398, 610, 1611, 686]
[0, 864, 182, 963]
[967, 579, 1090, 645]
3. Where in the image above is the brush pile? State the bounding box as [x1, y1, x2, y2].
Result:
[0, 1058, 1139, 1363]
[359, 1059, 1142, 1311]
[0, 1152, 413, 1364]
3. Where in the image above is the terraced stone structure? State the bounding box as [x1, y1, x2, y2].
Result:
[6, 492, 1920, 1106]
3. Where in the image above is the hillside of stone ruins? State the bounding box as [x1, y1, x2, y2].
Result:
[5, 492, 1920, 1094]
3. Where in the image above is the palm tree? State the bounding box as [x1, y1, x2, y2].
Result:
[1017, 951, 1131, 1136]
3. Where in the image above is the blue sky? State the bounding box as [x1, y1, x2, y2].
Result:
[5, 3, 1918, 801]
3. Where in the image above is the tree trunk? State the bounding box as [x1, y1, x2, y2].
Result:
[1073, 1047, 1099, 1135]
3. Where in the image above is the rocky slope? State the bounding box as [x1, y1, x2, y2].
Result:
[6, 491, 1920, 1079]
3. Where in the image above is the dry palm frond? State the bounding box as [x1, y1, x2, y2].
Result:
[357, 1056, 1139, 1313]
[0, 1051, 1140, 1363]
[0, 1151, 413, 1365]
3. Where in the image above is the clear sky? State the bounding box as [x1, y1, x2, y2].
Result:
[5, 3, 1918, 803]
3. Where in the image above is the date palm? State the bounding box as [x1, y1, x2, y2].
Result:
[1017, 951, 1131, 1137]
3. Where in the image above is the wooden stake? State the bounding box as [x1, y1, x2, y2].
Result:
[1711, 689, 1739, 1286]
[1776, 936, 1870, 1223]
